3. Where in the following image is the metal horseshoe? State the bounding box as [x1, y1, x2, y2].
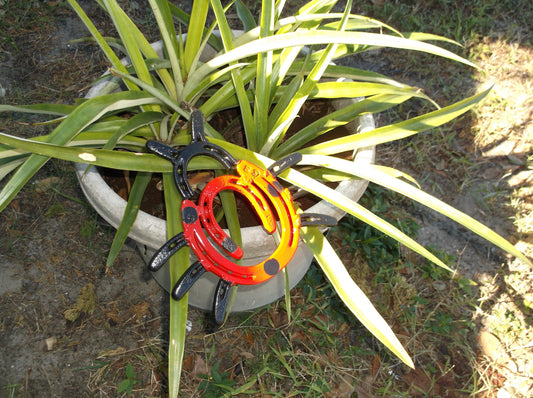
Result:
[146, 110, 237, 199]
[145, 110, 338, 324]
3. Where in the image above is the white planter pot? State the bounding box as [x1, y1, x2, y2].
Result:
[74, 37, 375, 312]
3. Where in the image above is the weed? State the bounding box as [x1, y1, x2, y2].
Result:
[197, 361, 237, 397]
[64, 283, 97, 322]
[1, 383, 22, 398]
[117, 363, 141, 396]
[80, 219, 97, 239]
[45, 202, 65, 218]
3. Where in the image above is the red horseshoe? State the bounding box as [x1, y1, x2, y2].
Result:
[181, 160, 301, 285]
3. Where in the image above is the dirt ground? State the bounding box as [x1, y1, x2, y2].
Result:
[0, 1, 532, 397]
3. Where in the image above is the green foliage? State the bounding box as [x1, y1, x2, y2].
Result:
[80, 219, 97, 239]
[198, 361, 237, 397]
[117, 363, 141, 396]
[299, 263, 355, 324]
[337, 186, 419, 273]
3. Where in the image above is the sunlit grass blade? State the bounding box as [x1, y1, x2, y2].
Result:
[148, 0, 184, 99]
[186, 62, 249, 105]
[0, 133, 163, 171]
[323, 14, 401, 34]
[302, 154, 533, 266]
[67, 0, 132, 86]
[266, 8, 323, 133]
[404, 32, 462, 46]
[300, 87, 491, 155]
[267, 61, 306, 133]
[162, 173, 189, 396]
[103, 0, 152, 85]
[190, 29, 479, 88]
[310, 81, 433, 102]
[0, 133, 224, 172]
[319, 64, 409, 87]
[0, 91, 162, 211]
[210, 0, 256, 149]
[184, 0, 209, 73]
[110, 69, 189, 120]
[167, 2, 223, 51]
[106, 171, 152, 267]
[273, 94, 413, 158]
[297, 0, 336, 15]
[276, 163, 452, 271]
[198, 62, 257, 117]
[0, 131, 148, 161]
[0, 159, 25, 181]
[0, 103, 74, 116]
[274, 0, 286, 19]
[102, 111, 163, 149]
[301, 226, 414, 368]
[101, 1, 176, 101]
[260, 0, 352, 154]
[254, 0, 275, 147]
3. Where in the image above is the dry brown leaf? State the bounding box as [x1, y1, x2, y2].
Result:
[188, 172, 213, 188]
[64, 283, 97, 322]
[476, 330, 517, 372]
[371, 355, 381, 380]
[97, 346, 126, 358]
[192, 354, 208, 376]
[290, 329, 307, 343]
[129, 302, 151, 321]
[477, 330, 505, 362]
[268, 308, 286, 328]
[243, 330, 255, 346]
[401, 368, 441, 397]
[240, 351, 255, 360]
[182, 354, 195, 372]
[34, 177, 61, 193]
[325, 380, 355, 398]
[105, 310, 123, 324]
[8, 199, 20, 212]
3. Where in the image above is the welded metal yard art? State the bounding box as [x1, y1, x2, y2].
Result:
[146, 110, 336, 323]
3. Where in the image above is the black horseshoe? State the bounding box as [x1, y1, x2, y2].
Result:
[300, 213, 338, 227]
[213, 279, 233, 325]
[268, 152, 303, 177]
[148, 232, 189, 272]
[146, 110, 237, 199]
[172, 261, 207, 300]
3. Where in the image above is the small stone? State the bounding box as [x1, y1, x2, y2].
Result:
[45, 337, 57, 351]
[497, 386, 515, 398]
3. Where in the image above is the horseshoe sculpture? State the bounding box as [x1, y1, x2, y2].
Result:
[146, 110, 336, 323]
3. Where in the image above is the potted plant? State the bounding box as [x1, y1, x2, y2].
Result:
[0, 0, 529, 394]
[74, 37, 377, 315]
